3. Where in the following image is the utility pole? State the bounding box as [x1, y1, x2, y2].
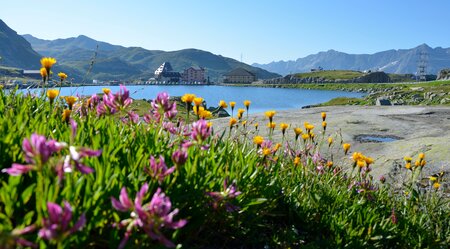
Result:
[417, 49, 428, 82]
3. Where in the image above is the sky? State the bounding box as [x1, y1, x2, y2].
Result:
[1, 0, 450, 64]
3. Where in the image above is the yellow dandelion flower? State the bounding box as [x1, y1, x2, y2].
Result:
[219, 100, 228, 108]
[433, 182, 441, 190]
[274, 143, 282, 152]
[229, 101, 236, 108]
[267, 122, 276, 129]
[254, 122, 259, 130]
[322, 121, 327, 131]
[365, 157, 374, 165]
[40, 67, 47, 78]
[263, 148, 271, 156]
[352, 152, 364, 162]
[229, 118, 237, 127]
[301, 133, 309, 141]
[414, 160, 420, 167]
[328, 137, 333, 146]
[321, 112, 327, 121]
[404, 156, 412, 163]
[207, 122, 213, 128]
[294, 127, 302, 135]
[244, 100, 251, 108]
[418, 153, 425, 160]
[420, 160, 426, 167]
[265, 110, 276, 123]
[357, 160, 366, 168]
[294, 156, 301, 166]
[193, 97, 203, 106]
[181, 93, 196, 104]
[327, 161, 333, 168]
[253, 136, 264, 146]
[199, 110, 212, 119]
[64, 96, 77, 110]
[58, 72, 68, 82]
[429, 176, 437, 182]
[102, 88, 111, 95]
[40, 57, 57, 73]
[47, 89, 59, 104]
[62, 109, 71, 122]
[406, 162, 412, 170]
[343, 143, 351, 155]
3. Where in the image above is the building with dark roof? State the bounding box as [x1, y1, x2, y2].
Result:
[154, 62, 181, 83]
[223, 68, 256, 83]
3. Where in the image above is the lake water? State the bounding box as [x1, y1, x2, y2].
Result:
[22, 85, 363, 113]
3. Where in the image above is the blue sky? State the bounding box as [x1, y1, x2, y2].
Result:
[1, 0, 449, 64]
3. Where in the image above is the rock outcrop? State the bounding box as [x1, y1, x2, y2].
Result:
[262, 71, 391, 84]
[437, 68, 450, 80]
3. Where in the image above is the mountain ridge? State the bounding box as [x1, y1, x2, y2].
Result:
[21, 34, 280, 82]
[253, 44, 450, 76]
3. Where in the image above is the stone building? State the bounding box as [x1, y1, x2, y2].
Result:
[223, 68, 256, 84]
[154, 62, 181, 83]
[182, 66, 205, 83]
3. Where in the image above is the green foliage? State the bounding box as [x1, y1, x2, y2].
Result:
[295, 70, 365, 80]
[0, 87, 448, 248]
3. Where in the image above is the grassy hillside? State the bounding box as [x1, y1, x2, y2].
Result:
[294, 70, 364, 80]
[23, 35, 280, 82]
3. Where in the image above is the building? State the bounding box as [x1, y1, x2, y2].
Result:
[154, 62, 181, 83]
[182, 66, 205, 83]
[223, 68, 256, 84]
[22, 70, 41, 80]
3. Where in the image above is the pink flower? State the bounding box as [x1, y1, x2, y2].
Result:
[2, 134, 66, 175]
[172, 150, 188, 167]
[111, 184, 187, 248]
[206, 178, 242, 212]
[38, 201, 86, 241]
[62, 146, 102, 174]
[4, 225, 37, 248]
[190, 119, 211, 142]
[145, 156, 175, 184]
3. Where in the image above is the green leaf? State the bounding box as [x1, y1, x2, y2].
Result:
[21, 183, 36, 204]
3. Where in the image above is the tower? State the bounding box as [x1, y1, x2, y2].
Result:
[417, 49, 428, 81]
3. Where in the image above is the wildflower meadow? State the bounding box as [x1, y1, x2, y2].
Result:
[0, 58, 449, 248]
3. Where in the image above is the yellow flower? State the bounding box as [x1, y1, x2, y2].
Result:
[420, 160, 426, 167]
[267, 122, 276, 129]
[229, 118, 237, 127]
[274, 143, 282, 152]
[418, 153, 425, 160]
[327, 161, 333, 168]
[321, 112, 327, 121]
[219, 100, 228, 108]
[280, 123, 289, 135]
[352, 152, 364, 161]
[365, 157, 374, 165]
[40, 68, 47, 78]
[65, 96, 77, 110]
[40, 57, 57, 73]
[328, 137, 333, 146]
[62, 109, 71, 122]
[254, 123, 259, 130]
[322, 121, 327, 130]
[262, 148, 271, 156]
[294, 156, 301, 166]
[193, 106, 205, 116]
[357, 160, 366, 168]
[433, 182, 441, 190]
[414, 160, 420, 167]
[47, 89, 59, 104]
[102, 88, 111, 95]
[207, 122, 213, 128]
[199, 109, 212, 119]
[294, 127, 302, 135]
[58, 72, 68, 82]
[265, 110, 276, 123]
[229, 101, 236, 108]
[301, 133, 309, 141]
[404, 156, 412, 163]
[193, 97, 203, 106]
[253, 136, 264, 146]
[429, 176, 437, 182]
[244, 100, 251, 108]
[242, 120, 247, 127]
[406, 162, 412, 170]
[181, 93, 196, 104]
[305, 124, 315, 133]
[237, 108, 245, 119]
[343, 143, 351, 155]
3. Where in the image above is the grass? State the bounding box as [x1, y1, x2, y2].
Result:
[0, 86, 449, 248]
[294, 70, 364, 80]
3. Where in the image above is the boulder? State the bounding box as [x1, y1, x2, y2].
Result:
[376, 98, 391, 106]
[437, 68, 450, 80]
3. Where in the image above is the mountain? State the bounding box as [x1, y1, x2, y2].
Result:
[0, 19, 41, 69]
[253, 45, 450, 76]
[22, 34, 280, 82]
